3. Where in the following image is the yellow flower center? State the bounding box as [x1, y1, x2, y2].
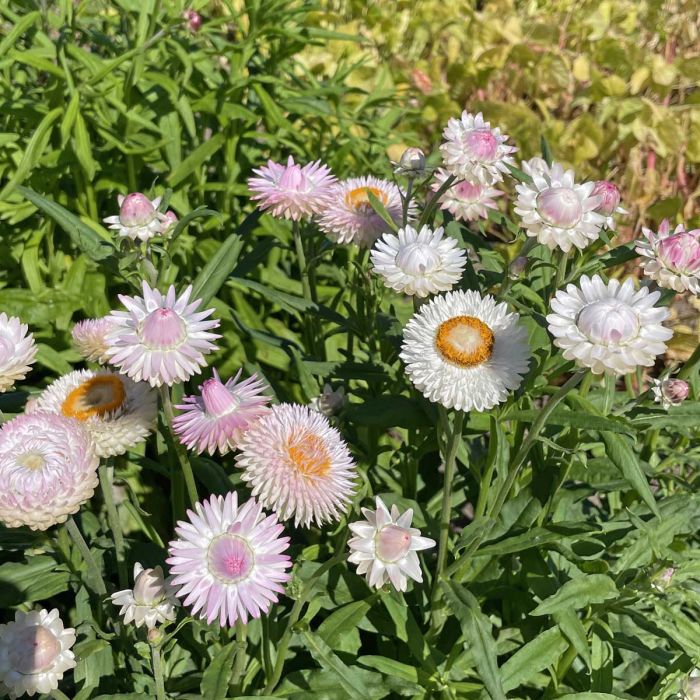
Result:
[345, 186, 388, 214]
[61, 375, 127, 420]
[435, 315, 494, 367]
[287, 432, 331, 478]
[17, 452, 46, 470]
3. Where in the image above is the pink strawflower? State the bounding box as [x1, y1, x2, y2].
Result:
[167, 492, 292, 627]
[162, 210, 178, 236]
[636, 220, 700, 294]
[183, 9, 202, 32]
[591, 180, 626, 230]
[235, 403, 357, 527]
[247, 155, 336, 221]
[0, 413, 98, 531]
[652, 377, 690, 409]
[431, 168, 503, 221]
[103, 193, 167, 242]
[106, 282, 220, 387]
[0, 313, 37, 393]
[71, 316, 116, 364]
[318, 176, 414, 248]
[173, 369, 270, 455]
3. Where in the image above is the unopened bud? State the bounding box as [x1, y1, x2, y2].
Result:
[395, 147, 426, 176]
[592, 180, 621, 217]
[653, 377, 690, 409]
[651, 566, 675, 592]
[183, 9, 202, 33]
[147, 627, 164, 646]
[508, 256, 529, 280]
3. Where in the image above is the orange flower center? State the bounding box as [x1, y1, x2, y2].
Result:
[287, 431, 331, 478]
[435, 315, 494, 367]
[345, 186, 388, 214]
[61, 375, 127, 420]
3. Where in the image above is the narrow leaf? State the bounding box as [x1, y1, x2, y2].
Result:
[531, 575, 618, 616]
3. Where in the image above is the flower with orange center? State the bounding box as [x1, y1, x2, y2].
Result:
[400, 290, 530, 412]
[318, 175, 413, 248]
[236, 403, 357, 527]
[27, 369, 157, 458]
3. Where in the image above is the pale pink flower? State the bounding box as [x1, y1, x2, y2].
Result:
[103, 193, 167, 242]
[0, 413, 98, 530]
[236, 403, 357, 527]
[162, 210, 178, 236]
[247, 155, 336, 221]
[0, 313, 37, 393]
[183, 9, 202, 32]
[591, 180, 626, 231]
[71, 316, 116, 364]
[173, 369, 270, 455]
[636, 220, 700, 294]
[432, 168, 503, 221]
[106, 282, 220, 387]
[111, 563, 179, 629]
[167, 493, 292, 627]
[652, 377, 690, 409]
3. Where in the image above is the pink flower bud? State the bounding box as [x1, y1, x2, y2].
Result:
[592, 180, 621, 216]
[183, 9, 202, 33]
[657, 230, 700, 272]
[118, 193, 156, 227]
[396, 148, 426, 176]
[660, 378, 689, 405]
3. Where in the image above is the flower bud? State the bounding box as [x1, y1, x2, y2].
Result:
[133, 565, 169, 606]
[119, 193, 156, 228]
[395, 147, 426, 176]
[592, 180, 621, 216]
[508, 256, 529, 280]
[651, 566, 675, 592]
[653, 378, 690, 409]
[162, 210, 178, 237]
[183, 9, 202, 32]
[147, 627, 164, 646]
[310, 384, 346, 416]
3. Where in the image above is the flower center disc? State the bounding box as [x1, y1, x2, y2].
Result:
[345, 186, 388, 214]
[16, 451, 46, 471]
[61, 375, 127, 420]
[207, 533, 255, 584]
[287, 431, 331, 478]
[9, 626, 60, 675]
[435, 315, 494, 367]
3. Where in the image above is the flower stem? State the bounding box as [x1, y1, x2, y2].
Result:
[293, 221, 312, 303]
[151, 644, 166, 700]
[678, 343, 700, 380]
[66, 516, 107, 596]
[402, 176, 414, 227]
[419, 174, 456, 228]
[602, 373, 616, 415]
[230, 620, 248, 693]
[99, 460, 128, 589]
[158, 385, 198, 505]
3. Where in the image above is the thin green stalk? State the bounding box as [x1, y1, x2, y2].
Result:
[402, 176, 414, 226]
[602, 373, 616, 415]
[678, 343, 700, 379]
[65, 516, 107, 596]
[553, 249, 568, 293]
[474, 453, 496, 520]
[230, 620, 248, 693]
[98, 460, 127, 589]
[261, 615, 272, 682]
[293, 221, 312, 302]
[151, 644, 166, 700]
[419, 174, 456, 228]
[158, 385, 198, 505]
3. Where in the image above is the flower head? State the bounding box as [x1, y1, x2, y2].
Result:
[652, 377, 689, 409]
[439, 111, 516, 185]
[400, 290, 530, 412]
[592, 180, 625, 230]
[636, 220, 700, 294]
[431, 169, 503, 221]
[310, 384, 346, 417]
[318, 176, 414, 248]
[247, 156, 336, 221]
[111, 563, 180, 629]
[0, 313, 37, 393]
[71, 317, 116, 365]
[0, 609, 76, 699]
[0, 413, 99, 530]
[167, 493, 292, 627]
[514, 159, 606, 252]
[348, 496, 435, 591]
[106, 282, 220, 387]
[236, 403, 357, 527]
[371, 225, 466, 298]
[103, 193, 167, 242]
[26, 369, 157, 458]
[173, 369, 270, 455]
[183, 9, 202, 32]
[547, 275, 672, 375]
[394, 147, 426, 176]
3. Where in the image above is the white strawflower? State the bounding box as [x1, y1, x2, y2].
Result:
[514, 158, 606, 252]
[371, 225, 467, 298]
[432, 169, 503, 222]
[348, 496, 435, 591]
[110, 563, 180, 629]
[547, 275, 673, 375]
[400, 290, 530, 412]
[0, 609, 76, 699]
[0, 313, 37, 393]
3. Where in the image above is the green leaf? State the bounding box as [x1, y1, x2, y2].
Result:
[345, 396, 431, 429]
[358, 656, 423, 684]
[508, 408, 634, 435]
[554, 608, 591, 669]
[317, 598, 375, 651]
[167, 133, 225, 187]
[531, 574, 618, 616]
[200, 641, 236, 700]
[168, 206, 221, 243]
[501, 627, 568, 692]
[442, 581, 506, 700]
[0, 12, 40, 59]
[367, 190, 399, 233]
[0, 556, 71, 606]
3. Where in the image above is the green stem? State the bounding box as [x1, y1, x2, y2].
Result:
[293, 221, 312, 303]
[402, 176, 414, 227]
[151, 644, 166, 700]
[553, 249, 569, 293]
[65, 516, 107, 596]
[602, 373, 616, 415]
[158, 385, 198, 505]
[231, 620, 248, 692]
[99, 461, 127, 589]
[419, 174, 456, 228]
[678, 343, 700, 380]
[261, 614, 272, 682]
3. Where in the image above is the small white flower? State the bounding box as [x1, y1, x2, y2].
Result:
[348, 496, 435, 591]
[514, 158, 606, 252]
[652, 377, 689, 409]
[432, 169, 503, 221]
[111, 563, 180, 629]
[0, 313, 37, 393]
[547, 275, 672, 375]
[371, 225, 467, 298]
[310, 384, 346, 416]
[103, 193, 168, 242]
[0, 608, 76, 699]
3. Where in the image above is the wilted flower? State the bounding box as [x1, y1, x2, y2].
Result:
[508, 255, 530, 280]
[183, 9, 202, 32]
[103, 193, 167, 242]
[394, 147, 426, 176]
[173, 369, 270, 455]
[371, 224, 467, 298]
[348, 496, 435, 591]
[0, 313, 37, 393]
[106, 282, 220, 387]
[636, 220, 700, 294]
[310, 384, 346, 416]
[71, 317, 116, 364]
[652, 377, 689, 409]
[514, 159, 606, 252]
[247, 156, 337, 221]
[0, 609, 76, 699]
[236, 403, 357, 527]
[401, 290, 530, 412]
[592, 180, 625, 229]
[167, 493, 292, 626]
[547, 275, 672, 375]
[111, 563, 179, 629]
[431, 169, 503, 221]
[440, 111, 516, 185]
